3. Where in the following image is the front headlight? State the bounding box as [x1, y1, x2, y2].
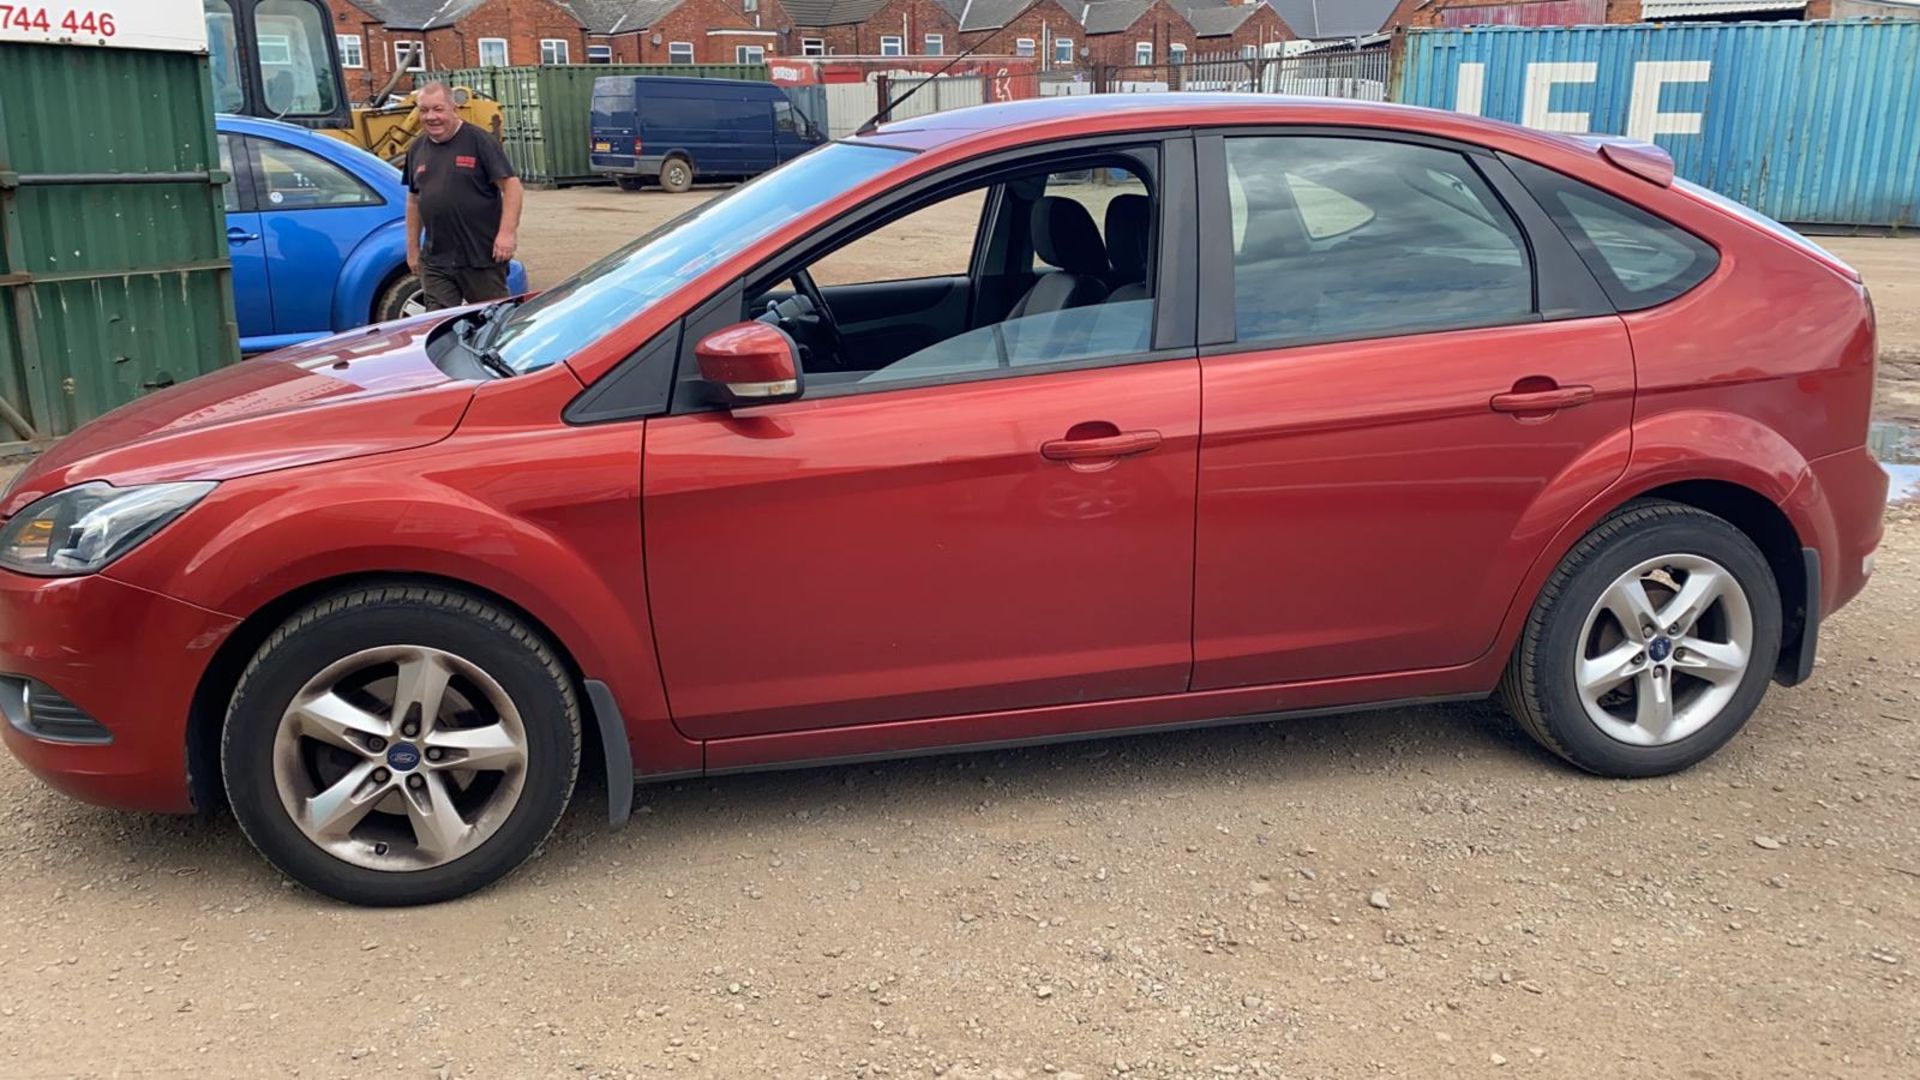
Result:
[0, 481, 215, 576]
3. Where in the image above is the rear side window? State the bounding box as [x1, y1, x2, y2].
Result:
[1508, 158, 1718, 311]
[1223, 135, 1534, 346]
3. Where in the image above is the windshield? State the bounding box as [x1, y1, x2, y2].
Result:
[489, 143, 912, 373]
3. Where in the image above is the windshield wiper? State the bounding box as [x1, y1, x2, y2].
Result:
[472, 344, 516, 380]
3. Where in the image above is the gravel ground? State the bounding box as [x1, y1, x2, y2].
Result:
[0, 188, 1916, 1079]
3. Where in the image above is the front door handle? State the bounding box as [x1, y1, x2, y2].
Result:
[1041, 429, 1163, 462]
[227, 226, 260, 244]
[1490, 384, 1594, 414]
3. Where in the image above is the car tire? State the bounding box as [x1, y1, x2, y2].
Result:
[374, 273, 429, 323]
[614, 176, 645, 192]
[658, 156, 693, 194]
[222, 585, 582, 906]
[1498, 499, 1782, 778]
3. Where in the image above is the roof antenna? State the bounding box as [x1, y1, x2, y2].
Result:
[855, 0, 1054, 136]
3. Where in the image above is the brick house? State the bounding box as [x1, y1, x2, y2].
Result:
[784, 0, 961, 56]
[1268, 0, 1401, 40]
[327, 0, 589, 101]
[1180, 1, 1295, 57]
[1080, 0, 1197, 67]
[950, 0, 1101, 69]
[571, 0, 791, 64]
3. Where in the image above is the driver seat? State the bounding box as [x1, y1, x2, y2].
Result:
[1007, 197, 1110, 320]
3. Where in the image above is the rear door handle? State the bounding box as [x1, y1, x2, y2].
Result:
[1041, 430, 1163, 462]
[226, 227, 260, 244]
[1490, 385, 1594, 413]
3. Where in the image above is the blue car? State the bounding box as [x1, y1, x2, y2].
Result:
[216, 115, 528, 354]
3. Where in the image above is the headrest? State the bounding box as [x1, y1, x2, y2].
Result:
[1031, 196, 1108, 277]
[1103, 193, 1151, 281]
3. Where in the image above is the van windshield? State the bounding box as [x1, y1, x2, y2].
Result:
[489, 142, 910, 374]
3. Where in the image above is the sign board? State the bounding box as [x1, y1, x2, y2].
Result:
[0, 0, 208, 52]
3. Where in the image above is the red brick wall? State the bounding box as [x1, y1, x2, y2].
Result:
[327, 0, 590, 101]
[789, 0, 959, 57]
[589, 0, 786, 64]
[1084, 1, 1200, 69]
[956, 0, 1086, 70]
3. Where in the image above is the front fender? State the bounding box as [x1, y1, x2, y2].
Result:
[331, 219, 408, 331]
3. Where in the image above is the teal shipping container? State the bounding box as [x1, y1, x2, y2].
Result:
[0, 41, 238, 445]
[1394, 20, 1920, 229]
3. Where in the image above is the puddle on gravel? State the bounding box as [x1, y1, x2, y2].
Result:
[1870, 420, 1920, 504]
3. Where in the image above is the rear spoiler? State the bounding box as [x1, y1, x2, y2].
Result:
[1572, 135, 1675, 187]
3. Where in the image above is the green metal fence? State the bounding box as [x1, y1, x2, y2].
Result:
[0, 42, 239, 444]
[440, 64, 769, 185]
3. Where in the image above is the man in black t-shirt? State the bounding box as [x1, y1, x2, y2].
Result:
[403, 82, 525, 310]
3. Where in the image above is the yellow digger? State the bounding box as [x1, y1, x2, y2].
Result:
[206, 2, 501, 164]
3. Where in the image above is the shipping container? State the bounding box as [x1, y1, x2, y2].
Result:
[0, 40, 239, 446]
[1394, 20, 1920, 229]
[440, 64, 769, 185]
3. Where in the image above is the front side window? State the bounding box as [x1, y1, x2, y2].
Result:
[253, 0, 338, 116]
[737, 45, 766, 64]
[541, 38, 571, 65]
[337, 34, 364, 69]
[743, 155, 1161, 395]
[925, 34, 944, 55]
[668, 41, 694, 64]
[880, 36, 904, 57]
[248, 137, 381, 210]
[1223, 135, 1532, 346]
[1508, 158, 1719, 311]
[489, 143, 910, 373]
[478, 38, 508, 67]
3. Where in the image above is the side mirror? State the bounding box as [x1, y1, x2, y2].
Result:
[696, 322, 804, 406]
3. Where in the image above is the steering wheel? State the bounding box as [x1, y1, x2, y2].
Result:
[790, 267, 845, 368]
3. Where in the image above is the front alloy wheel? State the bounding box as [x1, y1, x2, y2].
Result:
[224, 586, 581, 906]
[273, 645, 529, 870]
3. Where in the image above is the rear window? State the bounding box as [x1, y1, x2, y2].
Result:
[1508, 158, 1718, 311]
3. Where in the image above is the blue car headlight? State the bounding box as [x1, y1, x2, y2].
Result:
[0, 481, 215, 576]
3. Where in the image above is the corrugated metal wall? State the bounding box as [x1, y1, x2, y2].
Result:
[442, 64, 769, 184]
[1395, 21, 1920, 228]
[0, 43, 239, 443]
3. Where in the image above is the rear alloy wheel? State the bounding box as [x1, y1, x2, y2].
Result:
[1499, 500, 1781, 777]
[223, 587, 580, 905]
[658, 156, 693, 194]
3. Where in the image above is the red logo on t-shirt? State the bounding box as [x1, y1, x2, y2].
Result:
[456, 155, 477, 168]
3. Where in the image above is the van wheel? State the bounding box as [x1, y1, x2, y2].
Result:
[373, 274, 428, 323]
[614, 176, 645, 192]
[1498, 500, 1781, 778]
[658, 156, 693, 194]
[221, 586, 582, 906]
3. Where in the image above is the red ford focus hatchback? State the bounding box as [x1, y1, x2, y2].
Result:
[0, 96, 1886, 905]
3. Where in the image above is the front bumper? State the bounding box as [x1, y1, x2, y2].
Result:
[0, 571, 238, 813]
